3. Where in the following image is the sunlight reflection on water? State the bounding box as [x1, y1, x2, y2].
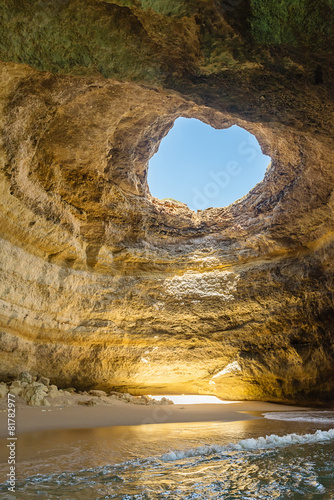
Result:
[1, 413, 334, 499]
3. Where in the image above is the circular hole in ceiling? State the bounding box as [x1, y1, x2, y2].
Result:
[148, 117, 271, 211]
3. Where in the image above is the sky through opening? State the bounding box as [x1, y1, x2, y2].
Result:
[148, 118, 271, 211]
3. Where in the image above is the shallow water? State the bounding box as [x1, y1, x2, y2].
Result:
[1, 410, 334, 499]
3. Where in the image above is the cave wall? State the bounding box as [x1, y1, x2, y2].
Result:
[0, 0, 334, 402]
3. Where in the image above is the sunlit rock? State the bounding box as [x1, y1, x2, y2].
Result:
[48, 385, 59, 399]
[0, 0, 333, 403]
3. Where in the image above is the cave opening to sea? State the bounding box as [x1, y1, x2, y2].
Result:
[148, 117, 271, 211]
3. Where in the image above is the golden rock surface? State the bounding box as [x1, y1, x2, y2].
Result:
[0, 1, 334, 402]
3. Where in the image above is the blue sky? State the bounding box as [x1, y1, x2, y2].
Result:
[148, 118, 271, 211]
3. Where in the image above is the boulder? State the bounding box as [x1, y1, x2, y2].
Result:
[48, 385, 59, 398]
[64, 387, 76, 394]
[109, 391, 123, 398]
[37, 377, 50, 387]
[18, 372, 33, 384]
[88, 390, 107, 397]
[159, 397, 174, 405]
[133, 398, 146, 405]
[10, 380, 22, 388]
[9, 385, 23, 397]
[78, 399, 98, 406]
[140, 395, 151, 403]
[23, 382, 48, 406]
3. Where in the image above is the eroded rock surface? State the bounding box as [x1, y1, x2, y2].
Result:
[0, 0, 333, 403]
[0, 374, 173, 407]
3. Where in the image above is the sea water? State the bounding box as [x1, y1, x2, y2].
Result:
[1, 410, 334, 499]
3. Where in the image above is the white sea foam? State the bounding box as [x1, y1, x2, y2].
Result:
[264, 411, 334, 423]
[161, 428, 334, 461]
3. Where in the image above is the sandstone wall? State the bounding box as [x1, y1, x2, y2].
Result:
[0, 0, 333, 402]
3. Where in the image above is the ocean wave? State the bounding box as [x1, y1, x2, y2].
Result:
[263, 411, 334, 423]
[161, 428, 334, 461]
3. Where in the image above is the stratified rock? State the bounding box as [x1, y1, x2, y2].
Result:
[0, 1, 333, 404]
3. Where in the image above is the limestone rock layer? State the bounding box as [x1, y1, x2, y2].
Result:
[0, 0, 334, 402]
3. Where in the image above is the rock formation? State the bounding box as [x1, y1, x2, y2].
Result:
[0, 0, 333, 403]
[0, 372, 173, 406]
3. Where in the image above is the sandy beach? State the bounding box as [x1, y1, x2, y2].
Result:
[0, 397, 310, 438]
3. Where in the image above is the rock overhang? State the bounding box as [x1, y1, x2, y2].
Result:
[0, 1, 333, 402]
